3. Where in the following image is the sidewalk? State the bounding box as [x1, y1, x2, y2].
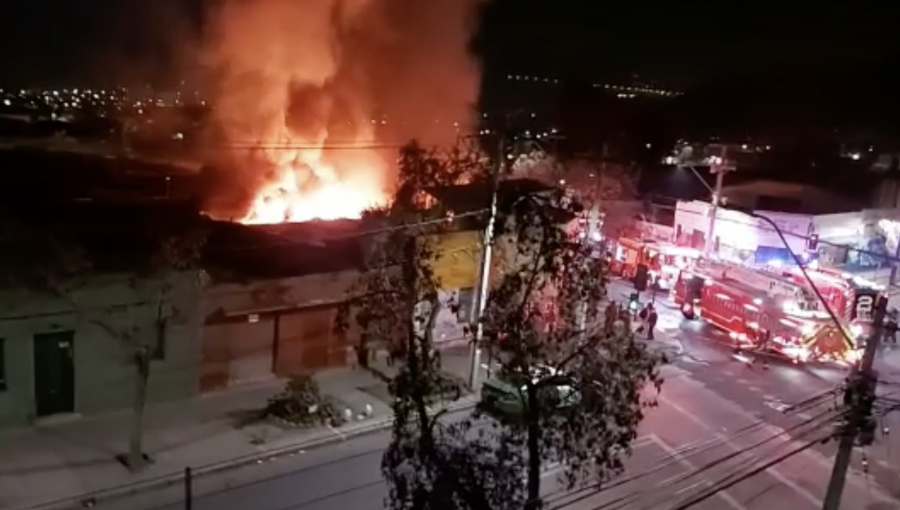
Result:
[0, 356, 478, 510]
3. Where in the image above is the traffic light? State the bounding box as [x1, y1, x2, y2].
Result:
[628, 292, 640, 311]
[634, 263, 649, 292]
[806, 234, 819, 252]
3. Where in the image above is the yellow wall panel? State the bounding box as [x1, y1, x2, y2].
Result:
[431, 231, 480, 290]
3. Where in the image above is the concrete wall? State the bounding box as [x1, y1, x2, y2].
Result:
[0, 272, 203, 428]
[199, 231, 497, 392]
[674, 200, 811, 254]
[635, 221, 674, 242]
[200, 271, 361, 391]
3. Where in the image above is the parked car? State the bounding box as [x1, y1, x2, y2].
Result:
[478, 365, 579, 421]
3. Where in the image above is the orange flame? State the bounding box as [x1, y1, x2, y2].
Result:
[202, 0, 481, 224]
[242, 150, 388, 224]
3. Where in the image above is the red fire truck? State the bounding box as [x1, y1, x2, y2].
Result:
[672, 260, 859, 364]
[782, 266, 883, 326]
[612, 238, 700, 289]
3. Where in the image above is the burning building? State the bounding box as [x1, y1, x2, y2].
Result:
[199, 0, 482, 224]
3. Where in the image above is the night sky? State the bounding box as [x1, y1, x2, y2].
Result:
[0, 0, 897, 89]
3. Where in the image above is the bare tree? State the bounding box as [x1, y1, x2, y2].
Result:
[95, 222, 207, 471]
[0, 211, 206, 471]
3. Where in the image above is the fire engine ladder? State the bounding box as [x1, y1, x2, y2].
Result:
[700, 259, 803, 299]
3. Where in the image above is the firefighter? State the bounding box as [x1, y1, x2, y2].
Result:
[636, 303, 649, 334]
[751, 329, 771, 368]
[646, 304, 659, 340]
[887, 308, 898, 346]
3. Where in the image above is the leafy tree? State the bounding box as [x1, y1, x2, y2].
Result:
[478, 191, 665, 510]
[339, 142, 512, 510]
[349, 139, 662, 510]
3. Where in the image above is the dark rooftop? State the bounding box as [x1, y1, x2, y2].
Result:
[203, 219, 367, 281]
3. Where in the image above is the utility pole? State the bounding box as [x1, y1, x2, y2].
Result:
[468, 134, 506, 389]
[821, 294, 886, 510]
[585, 143, 608, 244]
[889, 240, 900, 286]
[577, 144, 609, 334]
[705, 146, 733, 257]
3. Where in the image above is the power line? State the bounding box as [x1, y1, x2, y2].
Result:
[546, 394, 843, 510]
[661, 410, 840, 510]
[576, 406, 844, 510]
[543, 388, 839, 507]
[661, 432, 834, 510]
[748, 210, 860, 351]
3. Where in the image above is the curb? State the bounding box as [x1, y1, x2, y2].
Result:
[24, 397, 479, 510]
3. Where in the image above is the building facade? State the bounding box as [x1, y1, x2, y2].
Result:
[199, 231, 485, 394]
[673, 200, 813, 263]
[0, 271, 203, 428]
[199, 270, 361, 392]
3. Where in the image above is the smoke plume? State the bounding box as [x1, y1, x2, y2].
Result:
[201, 0, 482, 222]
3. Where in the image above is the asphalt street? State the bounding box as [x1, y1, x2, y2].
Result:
[90, 280, 900, 510]
[608, 277, 900, 505]
[96, 366, 897, 510]
[545, 434, 823, 510]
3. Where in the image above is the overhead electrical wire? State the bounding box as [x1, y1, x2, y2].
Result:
[632, 424, 829, 510]
[545, 395, 844, 510]
[585, 407, 845, 510]
[543, 386, 840, 506]
[661, 432, 836, 510]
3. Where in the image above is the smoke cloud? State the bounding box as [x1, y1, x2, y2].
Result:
[200, 0, 482, 222]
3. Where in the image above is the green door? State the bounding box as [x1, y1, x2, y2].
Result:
[33, 331, 75, 417]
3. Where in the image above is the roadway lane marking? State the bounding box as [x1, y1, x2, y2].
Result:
[659, 393, 822, 507]
[674, 383, 895, 504]
[648, 434, 749, 510]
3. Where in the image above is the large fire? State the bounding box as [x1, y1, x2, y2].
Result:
[201, 0, 481, 224]
[241, 148, 388, 224]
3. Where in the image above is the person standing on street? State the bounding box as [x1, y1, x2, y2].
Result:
[646, 303, 658, 340]
[886, 308, 898, 346]
[637, 303, 649, 335]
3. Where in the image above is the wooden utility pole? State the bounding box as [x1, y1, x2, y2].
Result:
[821, 294, 886, 510]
